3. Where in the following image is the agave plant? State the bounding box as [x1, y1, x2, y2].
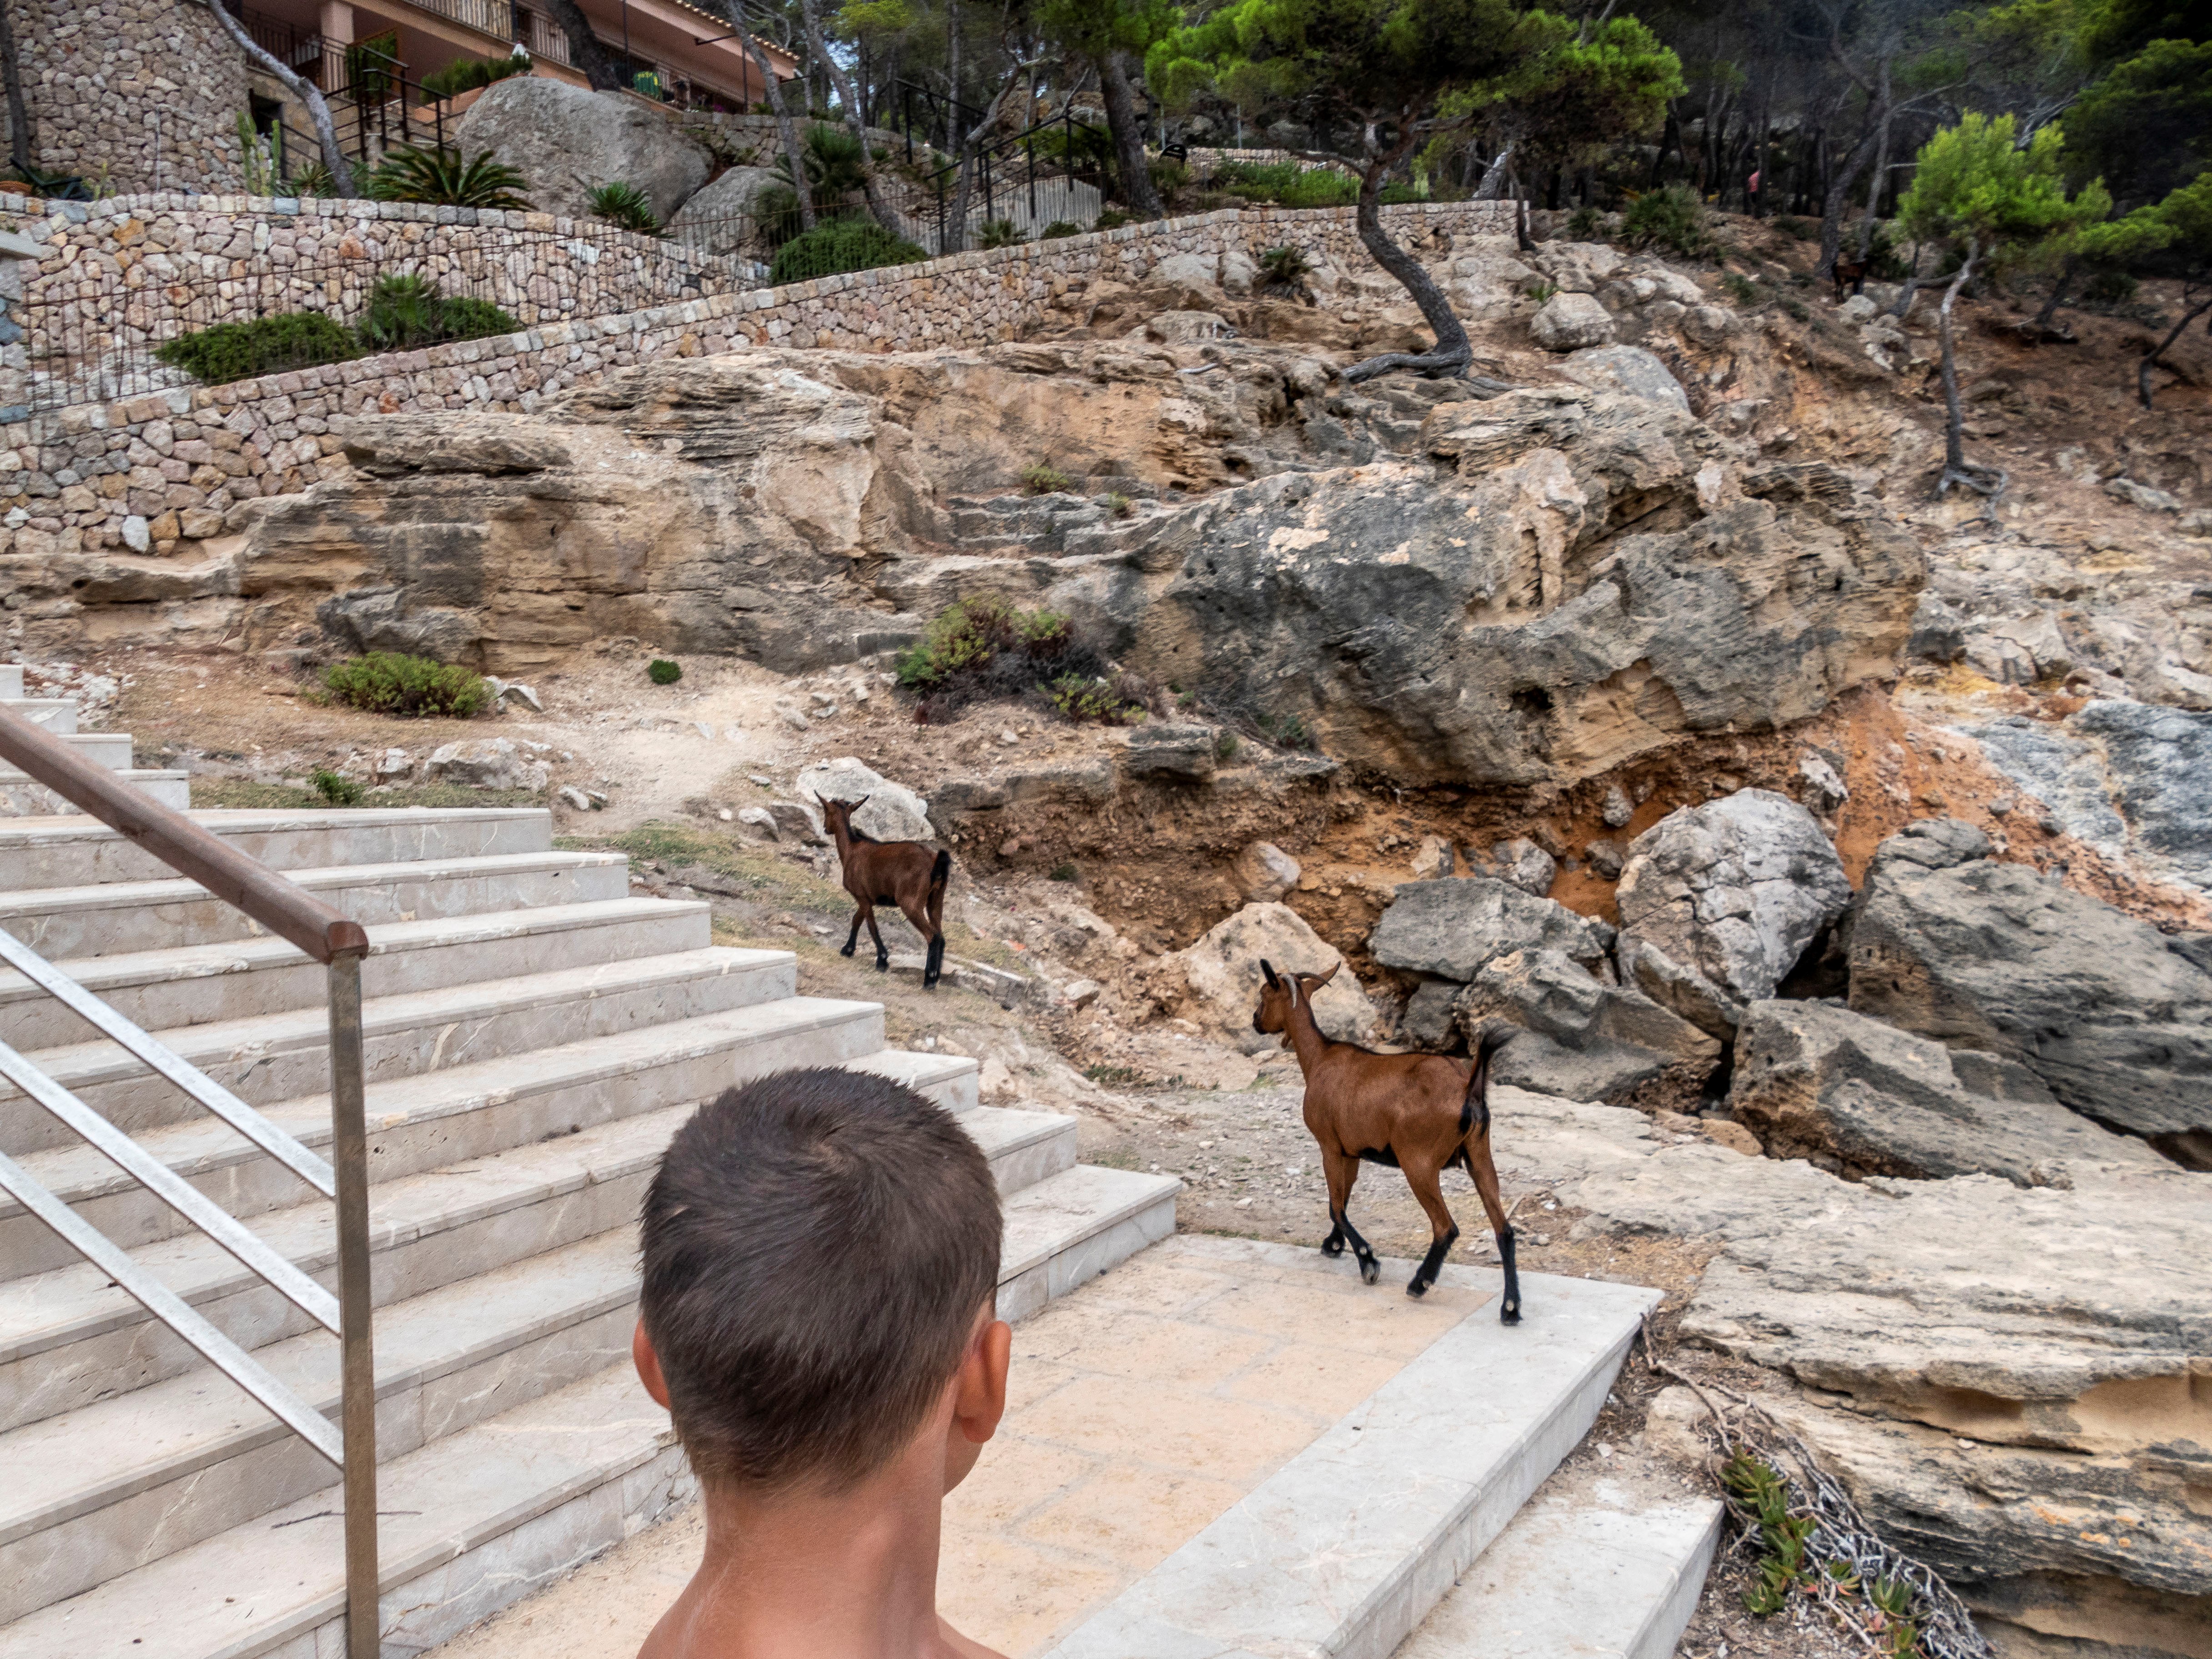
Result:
[357, 273, 448, 352]
[587, 180, 661, 236]
[1257, 244, 1314, 297]
[367, 144, 531, 210]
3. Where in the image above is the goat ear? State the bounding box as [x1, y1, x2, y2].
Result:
[1260, 959, 1279, 988]
[1307, 961, 1341, 990]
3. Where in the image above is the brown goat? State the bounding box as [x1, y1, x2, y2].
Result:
[1255, 960, 1521, 1319]
[819, 796, 952, 989]
[1832, 253, 1869, 298]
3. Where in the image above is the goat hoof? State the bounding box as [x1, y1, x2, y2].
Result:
[1358, 1258, 1380, 1286]
[1320, 1237, 1345, 1257]
[875, 957, 890, 973]
[1405, 1278, 1429, 1299]
[839, 943, 856, 958]
[1500, 1300, 1522, 1326]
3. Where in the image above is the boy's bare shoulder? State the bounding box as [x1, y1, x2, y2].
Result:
[936, 1615, 1009, 1659]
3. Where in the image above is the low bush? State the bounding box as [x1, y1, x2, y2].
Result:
[1049, 861, 1079, 881]
[366, 144, 531, 210]
[311, 769, 364, 806]
[1723, 271, 1760, 305]
[1038, 219, 1081, 240]
[2083, 268, 2138, 306]
[1771, 215, 1816, 241]
[1046, 672, 1147, 724]
[420, 50, 530, 103]
[1094, 208, 1131, 231]
[587, 181, 661, 236]
[1020, 461, 1072, 495]
[1566, 204, 1606, 240]
[155, 312, 362, 383]
[356, 273, 517, 354]
[648, 658, 683, 685]
[896, 594, 1147, 725]
[322, 652, 492, 718]
[977, 217, 1025, 248]
[1280, 167, 1359, 208]
[769, 216, 928, 285]
[1257, 244, 1314, 293]
[1622, 185, 1712, 257]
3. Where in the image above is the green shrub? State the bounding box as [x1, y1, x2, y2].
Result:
[769, 217, 928, 285]
[367, 144, 531, 209]
[312, 769, 365, 806]
[977, 217, 1025, 248]
[2083, 268, 2138, 305]
[1622, 185, 1711, 257]
[356, 274, 517, 354]
[1215, 729, 1240, 762]
[1257, 244, 1313, 292]
[1046, 673, 1146, 724]
[1148, 158, 1191, 200]
[1723, 271, 1759, 305]
[1037, 219, 1081, 239]
[1021, 461, 1072, 495]
[587, 181, 661, 236]
[1781, 295, 1811, 321]
[1106, 492, 1134, 519]
[1280, 167, 1358, 208]
[420, 50, 530, 103]
[1527, 279, 1560, 305]
[1049, 861, 1079, 881]
[322, 652, 492, 718]
[1094, 208, 1131, 231]
[897, 594, 1073, 692]
[1566, 204, 1605, 240]
[648, 658, 683, 685]
[289, 160, 337, 198]
[155, 312, 363, 384]
[1771, 215, 1815, 241]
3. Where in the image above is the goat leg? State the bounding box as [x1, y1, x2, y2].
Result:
[842, 904, 866, 958]
[1401, 1159, 1460, 1299]
[864, 907, 890, 972]
[1464, 1138, 1522, 1325]
[1321, 1150, 1380, 1284]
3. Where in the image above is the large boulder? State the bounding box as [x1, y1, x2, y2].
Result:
[1615, 789, 1853, 1010]
[1167, 901, 1381, 1053]
[796, 757, 934, 843]
[666, 166, 784, 253]
[1050, 390, 1925, 788]
[1729, 1000, 2162, 1184]
[424, 737, 548, 790]
[1464, 948, 1722, 1106]
[1556, 345, 1690, 412]
[1848, 819, 2212, 1166]
[1370, 875, 1613, 982]
[1530, 290, 1617, 351]
[456, 77, 712, 222]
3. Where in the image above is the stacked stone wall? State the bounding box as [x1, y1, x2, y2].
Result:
[2, 0, 248, 197]
[0, 196, 1514, 565]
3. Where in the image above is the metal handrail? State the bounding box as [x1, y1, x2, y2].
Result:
[0, 702, 379, 1659]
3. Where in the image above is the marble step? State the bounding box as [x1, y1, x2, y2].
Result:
[1042, 1260, 1660, 1659]
[0, 768, 190, 814]
[0, 896, 712, 1050]
[0, 1163, 1183, 1659]
[0, 667, 20, 699]
[0, 995, 933, 1277]
[1396, 1486, 1723, 1659]
[0, 699, 76, 733]
[0, 1102, 1089, 1619]
[0, 945, 799, 1156]
[0, 807, 555, 891]
[0, 849, 630, 960]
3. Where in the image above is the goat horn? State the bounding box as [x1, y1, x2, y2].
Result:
[1260, 959, 1278, 987]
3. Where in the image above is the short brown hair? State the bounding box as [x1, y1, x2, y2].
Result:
[639, 1067, 1001, 1492]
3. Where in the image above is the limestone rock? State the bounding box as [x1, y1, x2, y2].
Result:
[1848, 819, 2212, 1163]
[1729, 999, 2162, 1183]
[1149, 251, 1219, 287]
[1464, 947, 1722, 1105]
[1168, 901, 1381, 1052]
[424, 737, 548, 790]
[1601, 783, 1634, 829]
[1557, 345, 1690, 412]
[764, 801, 828, 845]
[1488, 836, 1555, 896]
[456, 77, 712, 222]
[1369, 875, 1614, 983]
[1530, 291, 1617, 351]
[1621, 938, 1742, 1041]
[1681, 305, 1735, 347]
[1053, 387, 1925, 788]
[2067, 699, 2212, 890]
[796, 757, 934, 843]
[1616, 789, 1852, 1005]
[1232, 841, 1301, 903]
[666, 166, 784, 251]
[1123, 722, 1218, 780]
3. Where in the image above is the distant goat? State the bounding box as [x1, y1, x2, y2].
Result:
[818, 796, 951, 990]
[1832, 253, 1869, 298]
[1254, 960, 1521, 1318]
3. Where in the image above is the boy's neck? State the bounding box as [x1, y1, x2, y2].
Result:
[641, 1444, 975, 1659]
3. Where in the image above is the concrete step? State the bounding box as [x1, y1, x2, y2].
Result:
[0, 1098, 1095, 1614]
[0, 897, 713, 1051]
[0, 768, 189, 814]
[0, 699, 76, 733]
[0, 807, 554, 890]
[0, 944, 798, 1156]
[1041, 1260, 1660, 1659]
[0, 850, 630, 959]
[840, 1046, 980, 1114]
[996, 1162, 1182, 1321]
[17, 732, 132, 770]
[1396, 1487, 1723, 1659]
[0, 666, 20, 699]
[0, 1162, 1182, 1657]
[0, 994, 929, 1278]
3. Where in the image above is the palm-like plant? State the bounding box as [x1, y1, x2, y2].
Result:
[367, 144, 531, 210]
[587, 180, 661, 235]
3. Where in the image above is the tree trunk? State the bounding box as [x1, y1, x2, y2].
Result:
[718, 0, 813, 232]
[1816, 116, 1883, 282]
[2138, 289, 2212, 408]
[1855, 110, 1893, 261]
[1472, 142, 1515, 200]
[201, 0, 357, 194]
[946, 66, 1025, 253]
[1935, 240, 2003, 501]
[797, 0, 908, 237]
[1097, 47, 1160, 220]
[0, 0, 33, 176]
[1342, 130, 1477, 383]
[539, 0, 624, 91]
[2034, 254, 2079, 330]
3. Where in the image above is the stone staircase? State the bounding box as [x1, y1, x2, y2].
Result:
[0, 802, 1178, 1657]
[0, 664, 187, 815]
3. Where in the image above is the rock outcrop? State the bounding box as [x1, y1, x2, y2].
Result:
[1728, 999, 2162, 1183]
[1056, 389, 1926, 788]
[1165, 901, 1380, 1052]
[455, 77, 712, 221]
[1848, 819, 2212, 1166]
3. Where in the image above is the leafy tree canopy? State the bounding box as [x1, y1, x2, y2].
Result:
[1896, 113, 2108, 262]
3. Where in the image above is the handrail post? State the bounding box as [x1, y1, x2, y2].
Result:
[328, 951, 379, 1659]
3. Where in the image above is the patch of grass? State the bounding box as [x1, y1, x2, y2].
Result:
[1566, 204, 1606, 240]
[1527, 279, 1560, 306]
[1094, 208, 1131, 231]
[1771, 215, 1816, 241]
[583, 821, 852, 910]
[1106, 492, 1134, 519]
[311, 769, 363, 806]
[1085, 1063, 1143, 1087]
[1781, 295, 1811, 321]
[322, 652, 492, 718]
[1049, 861, 1079, 881]
[1723, 271, 1759, 306]
[648, 658, 683, 685]
[193, 780, 543, 809]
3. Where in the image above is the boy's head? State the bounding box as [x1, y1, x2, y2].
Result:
[637, 1066, 1004, 1494]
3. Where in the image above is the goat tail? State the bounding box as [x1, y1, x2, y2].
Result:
[930, 848, 953, 894]
[1460, 1028, 1511, 1139]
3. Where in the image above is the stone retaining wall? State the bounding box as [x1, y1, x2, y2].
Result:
[0, 197, 1514, 565]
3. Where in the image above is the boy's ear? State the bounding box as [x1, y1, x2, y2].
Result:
[954, 1316, 1012, 1447]
[633, 1318, 671, 1410]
